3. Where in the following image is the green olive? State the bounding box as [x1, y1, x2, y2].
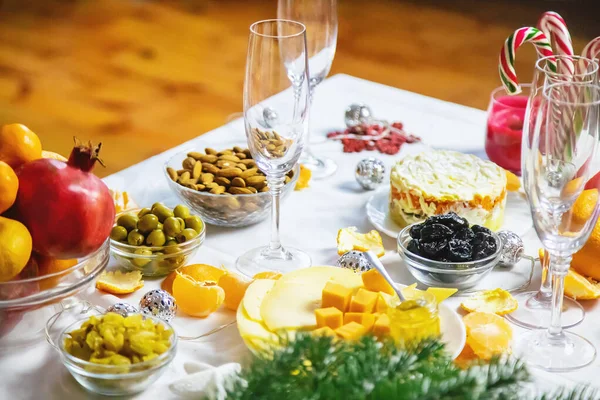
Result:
[127, 229, 145, 246]
[157, 222, 164, 231]
[163, 217, 183, 237]
[173, 204, 190, 219]
[163, 244, 180, 254]
[137, 207, 152, 218]
[176, 217, 186, 230]
[176, 228, 198, 243]
[146, 229, 166, 246]
[117, 214, 138, 232]
[132, 248, 152, 267]
[110, 226, 128, 241]
[138, 214, 159, 234]
[184, 216, 204, 234]
[151, 204, 174, 223]
[152, 202, 164, 209]
[165, 236, 175, 243]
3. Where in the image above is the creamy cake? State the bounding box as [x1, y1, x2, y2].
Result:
[390, 150, 507, 230]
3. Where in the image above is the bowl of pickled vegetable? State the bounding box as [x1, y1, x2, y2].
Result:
[109, 203, 205, 277]
[58, 312, 177, 396]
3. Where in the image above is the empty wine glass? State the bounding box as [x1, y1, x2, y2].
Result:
[278, 0, 338, 179]
[507, 56, 599, 330]
[515, 81, 600, 371]
[236, 19, 312, 277]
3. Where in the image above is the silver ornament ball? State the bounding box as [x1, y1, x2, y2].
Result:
[497, 230, 524, 266]
[139, 289, 177, 322]
[262, 107, 279, 128]
[355, 158, 385, 190]
[106, 302, 138, 317]
[337, 251, 373, 272]
[344, 104, 373, 127]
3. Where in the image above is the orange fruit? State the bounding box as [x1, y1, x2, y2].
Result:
[42, 150, 67, 162]
[460, 288, 518, 315]
[337, 227, 385, 257]
[161, 271, 177, 294]
[463, 312, 512, 361]
[178, 264, 226, 283]
[252, 271, 283, 280]
[0, 124, 42, 168]
[173, 271, 225, 317]
[0, 161, 18, 214]
[538, 248, 600, 299]
[37, 255, 78, 290]
[295, 164, 311, 191]
[571, 190, 600, 280]
[0, 216, 32, 282]
[504, 170, 521, 192]
[96, 270, 144, 294]
[218, 271, 251, 311]
[454, 344, 478, 369]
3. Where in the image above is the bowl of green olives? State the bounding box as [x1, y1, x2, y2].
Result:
[109, 203, 205, 277]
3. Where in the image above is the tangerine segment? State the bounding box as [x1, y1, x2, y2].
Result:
[563, 269, 600, 300]
[460, 288, 518, 315]
[218, 272, 251, 311]
[179, 264, 226, 283]
[252, 271, 283, 280]
[96, 271, 144, 295]
[463, 312, 512, 361]
[173, 272, 225, 318]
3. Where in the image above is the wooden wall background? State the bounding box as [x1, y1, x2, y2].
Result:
[0, 0, 593, 177]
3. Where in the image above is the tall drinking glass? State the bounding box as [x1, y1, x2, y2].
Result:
[516, 81, 600, 371]
[507, 56, 599, 330]
[236, 20, 312, 277]
[278, 0, 338, 179]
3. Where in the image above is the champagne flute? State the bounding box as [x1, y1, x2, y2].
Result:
[278, 0, 338, 179]
[507, 56, 599, 330]
[516, 81, 600, 371]
[236, 19, 312, 276]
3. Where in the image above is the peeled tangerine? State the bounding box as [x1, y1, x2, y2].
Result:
[162, 264, 226, 295]
[218, 271, 251, 311]
[463, 312, 512, 360]
[172, 271, 225, 318]
[337, 227, 385, 257]
[0, 216, 33, 282]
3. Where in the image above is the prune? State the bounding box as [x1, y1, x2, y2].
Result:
[453, 228, 475, 242]
[448, 238, 473, 262]
[429, 212, 469, 231]
[420, 239, 449, 260]
[472, 232, 497, 259]
[407, 239, 421, 255]
[409, 223, 425, 239]
[420, 223, 453, 242]
[471, 225, 493, 236]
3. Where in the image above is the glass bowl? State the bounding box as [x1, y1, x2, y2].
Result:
[397, 225, 502, 290]
[109, 208, 205, 277]
[53, 311, 177, 396]
[164, 149, 299, 227]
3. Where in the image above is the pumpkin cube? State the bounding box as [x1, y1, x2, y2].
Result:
[315, 307, 344, 330]
[335, 321, 369, 341]
[361, 269, 395, 295]
[343, 312, 375, 331]
[373, 314, 391, 338]
[349, 288, 378, 313]
[375, 292, 393, 313]
[322, 281, 353, 312]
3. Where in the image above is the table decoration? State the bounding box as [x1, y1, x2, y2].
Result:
[336, 250, 373, 272]
[139, 289, 177, 322]
[105, 302, 138, 317]
[355, 157, 385, 190]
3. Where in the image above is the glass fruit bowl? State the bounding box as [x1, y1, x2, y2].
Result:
[164, 149, 299, 227]
[46, 303, 177, 396]
[397, 225, 502, 290]
[109, 208, 205, 277]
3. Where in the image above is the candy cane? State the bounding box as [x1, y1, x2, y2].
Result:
[499, 27, 556, 95]
[582, 37, 600, 62]
[537, 12, 574, 76]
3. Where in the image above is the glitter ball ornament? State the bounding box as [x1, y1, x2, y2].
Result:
[497, 230, 524, 266]
[344, 104, 373, 127]
[139, 289, 177, 322]
[337, 251, 373, 272]
[106, 302, 138, 317]
[355, 158, 385, 190]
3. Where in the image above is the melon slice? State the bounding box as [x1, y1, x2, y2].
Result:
[261, 266, 363, 331]
[243, 279, 276, 322]
[236, 300, 277, 343]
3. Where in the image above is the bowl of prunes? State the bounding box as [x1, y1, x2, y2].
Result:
[397, 212, 502, 289]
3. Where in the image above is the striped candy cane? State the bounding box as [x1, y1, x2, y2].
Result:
[583, 37, 600, 62]
[499, 27, 556, 95]
[537, 12, 574, 75]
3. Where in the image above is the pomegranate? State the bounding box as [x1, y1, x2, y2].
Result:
[14, 139, 115, 259]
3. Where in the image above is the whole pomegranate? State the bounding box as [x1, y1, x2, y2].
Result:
[15, 139, 115, 259]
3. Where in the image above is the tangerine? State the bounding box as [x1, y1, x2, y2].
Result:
[179, 264, 226, 283]
[218, 272, 251, 311]
[571, 190, 600, 280]
[463, 312, 512, 361]
[173, 272, 225, 317]
[0, 216, 33, 282]
[42, 150, 68, 162]
[161, 271, 177, 294]
[37, 254, 78, 290]
[0, 124, 42, 168]
[0, 161, 18, 214]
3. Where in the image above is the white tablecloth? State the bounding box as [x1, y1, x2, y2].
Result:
[2, 74, 599, 399]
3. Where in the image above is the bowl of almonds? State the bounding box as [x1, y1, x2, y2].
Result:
[164, 146, 298, 227]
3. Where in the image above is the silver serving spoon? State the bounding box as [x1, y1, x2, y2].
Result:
[363, 251, 407, 302]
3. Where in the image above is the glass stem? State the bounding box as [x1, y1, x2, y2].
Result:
[266, 174, 285, 252]
[547, 254, 571, 337]
[304, 83, 316, 157]
[537, 257, 553, 299]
